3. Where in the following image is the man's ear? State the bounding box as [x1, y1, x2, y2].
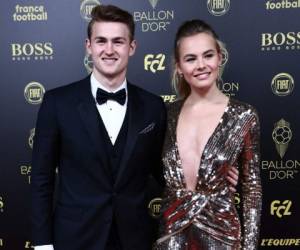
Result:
[85, 38, 91, 54]
[129, 39, 137, 56]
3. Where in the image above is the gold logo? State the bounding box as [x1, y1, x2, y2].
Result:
[271, 73, 294, 96]
[149, 0, 159, 9]
[24, 241, 34, 248]
[272, 119, 292, 158]
[12, 42, 54, 61]
[148, 197, 162, 218]
[20, 165, 32, 184]
[24, 82, 45, 104]
[0, 196, 4, 212]
[207, 0, 230, 16]
[144, 54, 165, 73]
[161, 95, 176, 103]
[28, 128, 35, 149]
[270, 200, 292, 218]
[261, 31, 300, 51]
[266, 0, 300, 10]
[261, 238, 300, 247]
[234, 192, 241, 208]
[80, 0, 100, 21]
[84, 53, 93, 74]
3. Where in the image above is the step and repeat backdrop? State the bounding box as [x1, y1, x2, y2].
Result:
[0, 0, 299, 249]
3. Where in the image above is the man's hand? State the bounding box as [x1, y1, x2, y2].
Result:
[226, 167, 239, 192]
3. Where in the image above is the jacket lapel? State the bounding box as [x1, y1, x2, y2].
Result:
[76, 77, 111, 176]
[114, 84, 144, 185]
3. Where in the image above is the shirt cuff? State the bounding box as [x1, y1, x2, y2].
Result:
[34, 245, 54, 250]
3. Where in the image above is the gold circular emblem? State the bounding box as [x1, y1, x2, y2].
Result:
[80, 0, 100, 21]
[24, 82, 45, 104]
[207, 0, 230, 16]
[84, 53, 93, 74]
[148, 197, 162, 218]
[220, 47, 229, 66]
[271, 73, 294, 96]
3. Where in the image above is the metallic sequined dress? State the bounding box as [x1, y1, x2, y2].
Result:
[155, 98, 262, 250]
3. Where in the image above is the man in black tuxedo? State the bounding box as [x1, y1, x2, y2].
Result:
[31, 5, 166, 250]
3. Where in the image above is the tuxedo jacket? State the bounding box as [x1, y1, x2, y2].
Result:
[31, 76, 166, 250]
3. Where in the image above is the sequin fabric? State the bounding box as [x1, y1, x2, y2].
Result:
[154, 98, 262, 250]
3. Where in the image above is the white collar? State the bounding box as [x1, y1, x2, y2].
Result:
[90, 73, 128, 101]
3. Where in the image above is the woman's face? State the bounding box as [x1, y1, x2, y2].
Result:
[177, 32, 221, 92]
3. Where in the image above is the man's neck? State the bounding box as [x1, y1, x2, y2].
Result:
[92, 71, 126, 91]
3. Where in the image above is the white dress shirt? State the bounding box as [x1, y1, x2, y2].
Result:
[34, 74, 128, 250]
[91, 73, 128, 145]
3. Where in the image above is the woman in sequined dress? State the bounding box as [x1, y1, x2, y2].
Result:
[155, 20, 262, 250]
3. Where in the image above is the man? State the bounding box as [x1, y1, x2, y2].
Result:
[31, 5, 166, 250]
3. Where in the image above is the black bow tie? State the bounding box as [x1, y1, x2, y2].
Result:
[96, 88, 126, 105]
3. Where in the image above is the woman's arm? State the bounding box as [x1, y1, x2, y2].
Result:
[241, 110, 262, 250]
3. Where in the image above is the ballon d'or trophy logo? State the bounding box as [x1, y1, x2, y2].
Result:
[272, 119, 292, 158]
[149, 0, 159, 9]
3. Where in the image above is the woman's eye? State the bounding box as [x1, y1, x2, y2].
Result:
[205, 54, 214, 58]
[186, 58, 195, 62]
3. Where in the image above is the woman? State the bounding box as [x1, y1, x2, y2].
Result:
[155, 20, 262, 249]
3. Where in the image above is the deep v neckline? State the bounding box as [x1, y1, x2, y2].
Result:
[174, 98, 231, 191]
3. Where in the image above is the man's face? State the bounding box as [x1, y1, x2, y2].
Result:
[86, 21, 136, 89]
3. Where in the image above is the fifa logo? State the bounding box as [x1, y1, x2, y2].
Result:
[144, 54, 165, 73]
[270, 200, 292, 218]
[207, 0, 230, 16]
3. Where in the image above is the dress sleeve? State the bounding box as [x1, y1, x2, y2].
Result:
[240, 109, 262, 250]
